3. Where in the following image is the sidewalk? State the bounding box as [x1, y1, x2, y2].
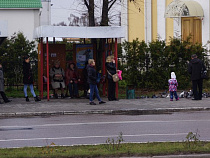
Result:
[1, 97, 210, 118]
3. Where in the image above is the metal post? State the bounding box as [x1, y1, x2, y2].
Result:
[46, 37, 50, 101]
[103, 39, 106, 96]
[40, 37, 43, 98]
[114, 38, 118, 99]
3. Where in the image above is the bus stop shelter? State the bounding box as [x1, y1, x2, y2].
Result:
[34, 25, 125, 100]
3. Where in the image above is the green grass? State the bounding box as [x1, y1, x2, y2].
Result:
[0, 142, 210, 158]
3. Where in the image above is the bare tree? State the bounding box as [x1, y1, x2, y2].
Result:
[83, 0, 95, 26]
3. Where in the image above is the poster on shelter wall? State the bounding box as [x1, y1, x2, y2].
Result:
[76, 44, 93, 69]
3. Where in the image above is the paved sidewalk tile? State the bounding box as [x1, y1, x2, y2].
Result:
[0, 97, 210, 117]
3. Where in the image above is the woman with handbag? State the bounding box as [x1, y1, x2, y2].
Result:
[106, 55, 118, 101]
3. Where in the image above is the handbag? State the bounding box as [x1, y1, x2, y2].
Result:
[107, 70, 119, 82]
[201, 70, 208, 79]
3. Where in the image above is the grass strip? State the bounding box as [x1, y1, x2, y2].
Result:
[0, 142, 210, 158]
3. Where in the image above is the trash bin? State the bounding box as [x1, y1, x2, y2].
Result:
[126, 85, 135, 99]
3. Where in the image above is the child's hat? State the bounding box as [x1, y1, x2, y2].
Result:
[171, 72, 176, 79]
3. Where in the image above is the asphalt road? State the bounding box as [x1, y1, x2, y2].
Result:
[0, 111, 210, 148]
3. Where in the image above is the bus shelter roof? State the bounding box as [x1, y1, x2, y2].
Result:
[34, 25, 125, 39]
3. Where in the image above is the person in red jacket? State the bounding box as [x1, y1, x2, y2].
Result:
[65, 63, 80, 98]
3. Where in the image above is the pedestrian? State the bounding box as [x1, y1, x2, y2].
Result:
[0, 64, 11, 104]
[50, 60, 65, 99]
[87, 59, 106, 105]
[105, 55, 118, 101]
[65, 62, 80, 98]
[188, 54, 206, 100]
[23, 55, 41, 102]
[168, 72, 179, 101]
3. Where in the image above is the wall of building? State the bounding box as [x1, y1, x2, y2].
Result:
[0, 9, 40, 41]
[40, 0, 51, 25]
[0, 21, 7, 37]
[128, 0, 145, 42]
[126, 0, 210, 46]
[195, 0, 210, 45]
[165, 0, 173, 44]
[121, 0, 128, 42]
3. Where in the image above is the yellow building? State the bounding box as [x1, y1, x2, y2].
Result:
[122, 0, 207, 45]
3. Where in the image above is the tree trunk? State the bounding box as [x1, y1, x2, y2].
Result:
[101, 0, 109, 26]
[88, 0, 95, 26]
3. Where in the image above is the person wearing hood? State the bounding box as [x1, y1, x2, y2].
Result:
[105, 55, 118, 101]
[188, 54, 206, 100]
[50, 60, 65, 99]
[23, 55, 41, 102]
[168, 72, 179, 101]
[65, 62, 80, 98]
[0, 64, 11, 103]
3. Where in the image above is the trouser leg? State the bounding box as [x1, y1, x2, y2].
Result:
[0, 91, 8, 102]
[94, 85, 101, 102]
[23, 84, 28, 97]
[198, 79, 203, 100]
[170, 91, 173, 100]
[192, 80, 199, 99]
[29, 84, 36, 97]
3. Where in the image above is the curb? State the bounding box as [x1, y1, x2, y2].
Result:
[0, 107, 210, 118]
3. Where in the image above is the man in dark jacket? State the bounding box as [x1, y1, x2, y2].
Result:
[188, 54, 206, 100]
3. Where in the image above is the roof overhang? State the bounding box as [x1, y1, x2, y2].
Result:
[164, 0, 204, 18]
[34, 25, 125, 39]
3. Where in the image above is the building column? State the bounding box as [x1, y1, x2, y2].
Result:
[145, 0, 152, 43]
[152, 0, 158, 41]
[121, 0, 128, 42]
[157, 0, 166, 40]
[165, 0, 174, 43]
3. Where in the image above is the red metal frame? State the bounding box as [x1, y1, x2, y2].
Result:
[40, 37, 43, 99]
[39, 37, 119, 101]
[102, 39, 106, 96]
[114, 38, 118, 99]
[46, 37, 50, 101]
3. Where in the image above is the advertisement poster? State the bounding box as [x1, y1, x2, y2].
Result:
[76, 44, 93, 69]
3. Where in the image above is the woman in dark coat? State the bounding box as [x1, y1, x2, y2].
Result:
[23, 55, 40, 102]
[105, 55, 118, 101]
[65, 63, 80, 98]
[0, 64, 11, 103]
[87, 59, 105, 105]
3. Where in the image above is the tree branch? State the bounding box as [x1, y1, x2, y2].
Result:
[83, 0, 89, 10]
[108, 0, 117, 11]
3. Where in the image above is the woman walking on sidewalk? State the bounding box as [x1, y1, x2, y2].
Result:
[87, 59, 106, 105]
[23, 55, 41, 102]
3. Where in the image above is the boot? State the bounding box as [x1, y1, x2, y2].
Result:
[34, 96, 41, 102]
[54, 93, 58, 99]
[26, 96, 29, 102]
[61, 93, 65, 99]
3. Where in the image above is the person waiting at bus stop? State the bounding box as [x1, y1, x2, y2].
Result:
[65, 62, 80, 98]
[50, 60, 65, 99]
